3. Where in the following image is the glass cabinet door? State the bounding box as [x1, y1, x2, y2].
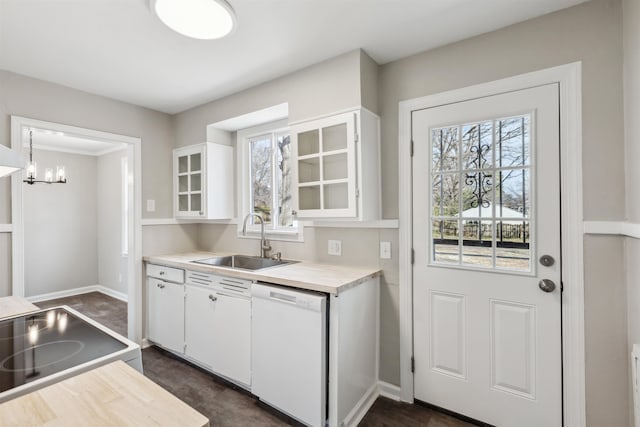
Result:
[292, 112, 357, 218]
[175, 148, 204, 217]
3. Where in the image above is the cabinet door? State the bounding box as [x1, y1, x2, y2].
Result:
[209, 292, 251, 386]
[147, 278, 184, 354]
[184, 284, 216, 367]
[291, 112, 357, 218]
[174, 145, 205, 218]
[185, 285, 251, 386]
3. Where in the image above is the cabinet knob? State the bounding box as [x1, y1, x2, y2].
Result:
[157, 283, 165, 289]
[159, 271, 165, 275]
[209, 294, 217, 302]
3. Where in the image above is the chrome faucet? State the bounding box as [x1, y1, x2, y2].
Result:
[242, 213, 272, 258]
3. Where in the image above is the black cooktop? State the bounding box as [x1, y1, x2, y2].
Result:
[0, 307, 127, 393]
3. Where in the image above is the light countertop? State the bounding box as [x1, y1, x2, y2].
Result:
[144, 252, 381, 294]
[0, 296, 39, 320]
[0, 360, 209, 427]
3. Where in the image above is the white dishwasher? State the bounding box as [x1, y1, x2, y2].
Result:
[251, 282, 327, 427]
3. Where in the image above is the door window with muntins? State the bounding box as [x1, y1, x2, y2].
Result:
[430, 115, 532, 271]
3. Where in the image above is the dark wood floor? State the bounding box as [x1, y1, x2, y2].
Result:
[38, 292, 475, 427]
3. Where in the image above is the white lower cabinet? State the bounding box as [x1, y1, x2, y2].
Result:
[147, 277, 185, 354]
[185, 284, 251, 386]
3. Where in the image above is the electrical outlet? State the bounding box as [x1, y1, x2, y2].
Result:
[380, 241, 391, 259]
[328, 240, 342, 256]
[146, 199, 156, 212]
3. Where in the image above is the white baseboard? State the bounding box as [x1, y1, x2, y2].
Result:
[27, 284, 128, 303]
[141, 338, 153, 349]
[95, 285, 128, 302]
[344, 382, 379, 427]
[378, 381, 402, 401]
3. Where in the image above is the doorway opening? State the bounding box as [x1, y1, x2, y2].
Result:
[10, 116, 143, 343]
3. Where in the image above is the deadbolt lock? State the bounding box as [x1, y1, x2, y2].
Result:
[539, 254, 555, 267]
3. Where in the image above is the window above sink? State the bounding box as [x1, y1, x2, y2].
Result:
[236, 119, 304, 242]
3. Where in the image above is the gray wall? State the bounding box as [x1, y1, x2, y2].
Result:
[379, 0, 624, 221]
[0, 70, 175, 220]
[624, 0, 640, 222]
[0, 69, 176, 295]
[97, 148, 128, 295]
[624, 0, 640, 425]
[174, 50, 362, 147]
[24, 149, 98, 297]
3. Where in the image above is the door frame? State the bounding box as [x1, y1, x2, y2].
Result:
[398, 62, 584, 425]
[10, 116, 144, 344]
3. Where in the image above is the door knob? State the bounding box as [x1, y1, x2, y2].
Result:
[538, 279, 556, 293]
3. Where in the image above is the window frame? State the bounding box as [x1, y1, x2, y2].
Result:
[237, 119, 303, 242]
[121, 155, 129, 257]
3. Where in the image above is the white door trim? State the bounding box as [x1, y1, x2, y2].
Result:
[398, 62, 584, 426]
[10, 116, 144, 344]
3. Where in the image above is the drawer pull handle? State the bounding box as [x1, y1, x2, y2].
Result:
[209, 294, 217, 302]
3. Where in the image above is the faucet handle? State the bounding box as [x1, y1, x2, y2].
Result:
[271, 252, 282, 261]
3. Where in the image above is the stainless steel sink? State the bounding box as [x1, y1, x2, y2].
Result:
[193, 255, 296, 271]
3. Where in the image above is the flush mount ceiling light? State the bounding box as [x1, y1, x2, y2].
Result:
[150, 0, 236, 40]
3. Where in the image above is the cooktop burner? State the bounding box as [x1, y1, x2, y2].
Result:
[0, 307, 127, 394]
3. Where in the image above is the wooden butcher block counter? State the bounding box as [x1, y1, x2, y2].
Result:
[0, 360, 209, 427]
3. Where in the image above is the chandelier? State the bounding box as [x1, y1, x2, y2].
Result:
[23, 130, 67, 185]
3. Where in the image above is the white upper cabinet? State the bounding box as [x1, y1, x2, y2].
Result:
[173, 142, 234, 219]
[290, 109, 380, 220]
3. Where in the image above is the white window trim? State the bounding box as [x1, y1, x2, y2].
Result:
[121, 155, 129, 257]
[236, 119, 304, 242]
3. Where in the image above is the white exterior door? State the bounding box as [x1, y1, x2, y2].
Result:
[412, 84, 561, 426]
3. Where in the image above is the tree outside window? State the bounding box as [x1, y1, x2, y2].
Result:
[249, 131, 294, 229]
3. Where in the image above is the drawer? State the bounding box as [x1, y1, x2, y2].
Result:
[147, 264, 184, 283]
[186, 270, 218, 286]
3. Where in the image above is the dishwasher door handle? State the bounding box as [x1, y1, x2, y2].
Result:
[269, 291, 297, 304]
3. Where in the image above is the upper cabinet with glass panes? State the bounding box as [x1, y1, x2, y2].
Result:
[173, 142, 234, 219]
[290, 109, 380, 220]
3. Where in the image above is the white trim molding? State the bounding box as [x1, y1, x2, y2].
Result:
[26, 284, 128, 304]
[584, 221, 640, 239]
[398, 62, 584, 425]
[0, 224, 12, 233]
[140, 217, 398, 229]
[378, 381, 402, 401]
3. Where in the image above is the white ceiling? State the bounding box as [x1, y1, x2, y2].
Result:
[0, 0, 589, 114]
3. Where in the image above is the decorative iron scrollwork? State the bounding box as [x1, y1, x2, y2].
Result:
[465, 172, 493, 208]
[464, 123, 493, 208]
